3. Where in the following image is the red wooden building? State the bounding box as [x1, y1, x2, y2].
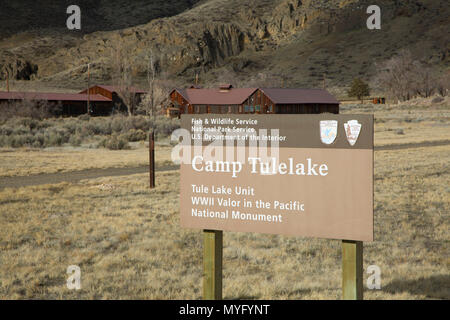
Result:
[80, 85, 146, 100]
[0, 91, 112, 116]
[80, 85, 146, 114]
[0, 84, 147, 116]
[168, 85, 339, 116]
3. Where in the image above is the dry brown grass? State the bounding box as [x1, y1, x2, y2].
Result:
[0, 144, 173, 177]
[0, 144, 448, 299]
[341, 102, 450, 146]
[0, 104, 449, 299]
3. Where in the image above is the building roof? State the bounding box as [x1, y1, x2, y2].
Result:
[219, 84, 233, 90]
[0, 91, 112, 102]
[260, 88, 339, 104]
[171, 87, 339, 106]
[172, 88, 258, 105]
[80, 85, 147, 94]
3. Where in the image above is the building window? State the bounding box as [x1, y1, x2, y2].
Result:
[244, 105, 255, 113]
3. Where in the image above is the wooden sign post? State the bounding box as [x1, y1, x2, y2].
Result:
[203, 230, 222, 300]
[342, 240, 363, 300]
[179, 114, 373, 300]
[149, 130, 155, 189]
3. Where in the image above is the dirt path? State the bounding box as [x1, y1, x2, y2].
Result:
[374, 139, 450, 151]
[0, 165, 179, 189]
[1, 140, 448, 189]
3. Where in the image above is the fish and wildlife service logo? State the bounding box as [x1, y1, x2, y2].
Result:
[320, 120, 338, 145]
[344, 120, 362, 146]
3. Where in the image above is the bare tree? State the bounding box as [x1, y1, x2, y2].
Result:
[138, 80, 174, 115]
[375, 49, 443, 101]
[110, 41, 137, 116]
[436, 71, 449, 97]
[375, 49, 416, 102]
[147, 48, 157, 118]
[412, 61, 437, 98]
[142, 47, 165, 189]
[136, 48, 176, 117]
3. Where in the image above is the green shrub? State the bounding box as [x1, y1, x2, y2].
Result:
[91, 118, 112, 135]
[84, 122, 102, 135]
[69, 134, 83, 147]
[123, 129, 147, 142]
[17, 118, 39, 129]
[128, 116, 150, 132]
[44, 131, 63, 147]
[0, 115, 179, 148]
[111, 116, 125, 133]
[154, 117, 180, 136]
[0, 125, 14, 136]
[0, 135, 7, 147]
[37, 119, 53, 130]
[34, 133, 45, 147]
[43, 128, 70, 147]
[9, 135, 27, 148]
[12, 125, 30, 136]
[78, 114, 90, 121]
[99, 134, 130, 150]
[63, 120, 78, 135]
[32, 140, 43, 148]
[347, 78, 370, 103]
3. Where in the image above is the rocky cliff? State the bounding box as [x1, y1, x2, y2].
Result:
[0, 0, 448, 89]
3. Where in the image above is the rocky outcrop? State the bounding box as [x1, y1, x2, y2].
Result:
[0, 0, 447, 87]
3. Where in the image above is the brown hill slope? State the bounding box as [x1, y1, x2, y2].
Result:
[0, 0, 448, 90]
[0, 0, 202, 37]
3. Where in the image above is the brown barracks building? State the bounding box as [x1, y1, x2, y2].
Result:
[0, 91, 112, 116]
[80, 85, 146, 114]
[0, 84, 147, 116]
[168, 84, 339, 117]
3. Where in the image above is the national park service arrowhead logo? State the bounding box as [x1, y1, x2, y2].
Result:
[320, 120, 338, 145]
[344, 120, 362, 146]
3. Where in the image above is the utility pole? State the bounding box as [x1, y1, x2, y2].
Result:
[87, 63, 90, 114]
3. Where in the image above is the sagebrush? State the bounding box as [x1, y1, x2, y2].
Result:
[0, 115, 180, 148]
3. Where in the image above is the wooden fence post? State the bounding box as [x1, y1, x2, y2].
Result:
[149, 130, 155, 189]
[203, 230, 222, 300]
[342, 240, 363, 300]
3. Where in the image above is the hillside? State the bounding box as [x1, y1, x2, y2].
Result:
[0, 0, 448, 92]
[0, 0, 202, 37]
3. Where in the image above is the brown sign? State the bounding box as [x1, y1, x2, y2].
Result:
[178, 114, 374, 241]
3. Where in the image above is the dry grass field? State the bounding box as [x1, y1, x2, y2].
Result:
[0, 103, 449, 299]
[0, 144, 173, 177]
